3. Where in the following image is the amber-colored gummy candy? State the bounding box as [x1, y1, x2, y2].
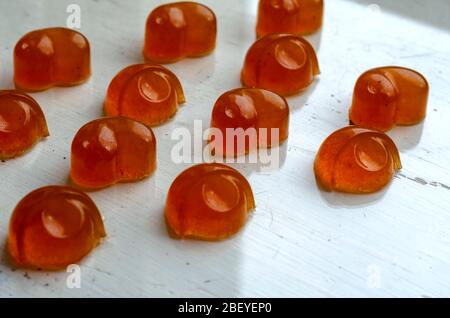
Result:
[0, 90, 49, 159]
[210, 88, 289, 156]
[314, 126, 402, 194]
[71, 117, 156, 189]
[14, 27, 91, 91]
[8, 186, 105, 269]
[241, 33, 320, 96]
[349, 66, 429, 132]
[256, 0, 324, 38]
[104, 64, 185, 126]
[143, 2, 217, 63]
[165, 163, 255, 240]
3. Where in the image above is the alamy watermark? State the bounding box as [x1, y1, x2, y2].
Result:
[66, 4, 81, 29]
[66, 264, 81, 289]
[366, 264, 381, 289]
[170, 120, 282, 172]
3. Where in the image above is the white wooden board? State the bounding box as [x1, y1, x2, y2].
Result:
[0, 0, 449, 297]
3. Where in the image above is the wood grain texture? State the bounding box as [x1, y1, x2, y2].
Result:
[0, 0, 449, 297]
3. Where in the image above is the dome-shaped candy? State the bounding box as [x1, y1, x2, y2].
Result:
[256, 0, 324, 37]
[104, 64, 185, 126]
[241, 33, 320, 96]
[8, 185, 106, 269]
[14, 27, 91, 91]
[143, 2, 217, 63]
[165, 163, 255, 240]
[210, 88, 289, 156]
[0, 90, 49, 159]
[314, 126, 402, 193]
[71, 117, 156, 189]
[349, 66, 429, 131]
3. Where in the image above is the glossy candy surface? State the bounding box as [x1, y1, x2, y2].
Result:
[8, 186, 106, 269]
[0, 90, 49, 159]
[165, 163, 255, 240]
[14, 27, 91, 91]
[104, 64, 185, 126]
[210, 88, 289, 156]
[256, 0, 324, 37]
[349, 66, 429, 131]
[143, 2, 217, 63]
[241, 33, 320, 96]
[71, 117, 156, 189]
[314, 126, 402, 194]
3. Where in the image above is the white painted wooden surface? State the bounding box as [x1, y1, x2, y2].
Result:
[0, 0, 449, 297]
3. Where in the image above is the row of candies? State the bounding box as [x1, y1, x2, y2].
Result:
[2, 1, 428, 270]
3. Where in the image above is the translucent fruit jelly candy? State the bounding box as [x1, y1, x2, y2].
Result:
[14, 27, 91, 91]
[165, 163, 255, 240]
[143, 2, 217, 63]
[0, 90, 49, 159]
[349, 66, 429, 131]
[71, 117, 156, 189]
[256, 0, 324, 38]
[104, 64, 185, 126]
[8, 186, 105, 269]
[210, 88, 289, 157]
[314, 126, 402, 194]
[241, 34, 320, 96]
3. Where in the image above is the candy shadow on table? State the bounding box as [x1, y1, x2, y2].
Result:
[64, 169, 158, 194]
[0, 232, 117, 297]
[317, 180, 391, 209]
[169, 53, 217, 94]
[305, 27, 323, 52]
[0, 236, 34, 275]
[288, 78, 321, 112]
[274, 28, 322, 113]
[346, 0, 450, 31]
[154, 182, 247, 297]
[210, 140, 288, 177]
[282, 28, 322, 112]
[160, 231, 248, 297]
[388, 121, 425, 151]
[0, 237, 13, 268]
[124, 34, 217, 83]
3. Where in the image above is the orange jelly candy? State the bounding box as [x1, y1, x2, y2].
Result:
[70, 117, 156, 189]
[0, 90, 49, 159]
[210, 88, 289, 156]
[104, 64, 185, 126]
[241, 34, 320, 96]
[8, 185, 106, 269]
[143, 2, 217, 63]
[165, 163, 255, 240]
[314, 126, 402, 194]
[14, 27, 91, 91]
[349, 66, 429, 131]
[256, 0, 324, 37]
